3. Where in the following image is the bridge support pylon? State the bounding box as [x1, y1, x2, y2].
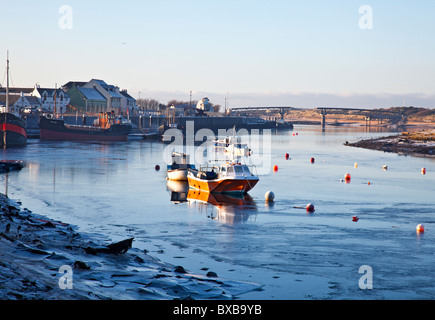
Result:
[320, 108, 326, 129]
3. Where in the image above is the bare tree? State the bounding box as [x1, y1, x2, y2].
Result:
[137, 98, 160, 111]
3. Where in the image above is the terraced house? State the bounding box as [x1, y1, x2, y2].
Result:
[67, 84, 107, 114]
[63, 79, 136, 116]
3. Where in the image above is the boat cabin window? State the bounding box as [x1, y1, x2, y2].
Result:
[243, 165, 251, 175]
[227, 167, 234, 173]
[234, 166, 243, 174]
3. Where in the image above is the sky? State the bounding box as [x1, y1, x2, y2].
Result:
[1, 0, 435, 108]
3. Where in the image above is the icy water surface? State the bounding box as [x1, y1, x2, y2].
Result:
[1, 125, 435, 299]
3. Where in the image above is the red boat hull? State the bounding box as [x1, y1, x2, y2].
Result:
[0, 113, 27, 148]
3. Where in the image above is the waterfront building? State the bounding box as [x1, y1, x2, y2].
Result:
[0, 92, 41, 115]
[0, 87, 34, 96]
[63, 79, 137, 115]
[67, 85, 107, 114]
[31, 85, 70, 114]
[196, 97, 214, 112]
[120, 89, 136, 115]
[0, 94, 20, 115]
[83, 79, 123, 114]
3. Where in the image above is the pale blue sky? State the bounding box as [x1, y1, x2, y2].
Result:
[1, 0, 434, 107]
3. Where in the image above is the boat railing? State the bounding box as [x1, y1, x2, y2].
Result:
[65, 124, 104, 131]
[201, 161, 258, 178]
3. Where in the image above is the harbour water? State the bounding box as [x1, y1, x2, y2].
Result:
[1, 125, 435, 299]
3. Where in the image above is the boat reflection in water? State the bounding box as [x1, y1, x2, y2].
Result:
[166, 180, 189, 204]
[186, 189, 257, 225]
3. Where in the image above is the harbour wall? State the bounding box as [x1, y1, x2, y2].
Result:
[23, 114, 293, 137]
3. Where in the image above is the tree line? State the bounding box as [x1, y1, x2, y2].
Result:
[136, 98, 221, 113]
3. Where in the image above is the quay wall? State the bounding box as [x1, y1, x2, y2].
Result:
[23, 114, 293, 136]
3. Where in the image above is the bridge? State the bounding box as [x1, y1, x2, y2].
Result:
[230, 106, 404, 128]
[315, 107, 403, 128]
[230, 106, 297, 119]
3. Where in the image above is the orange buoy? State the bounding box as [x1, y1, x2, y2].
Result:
[421, 168, 426, 175]
[367, 182, 371, 185]
[155, 165, 160, 171]
[273, 165, 278, 172]
[310, 158, 315, 164]
[354, 162, 358, 168]
[306, 203, 315, 213]
[416, 224, 425, 233]
[344, 173, 351, 181]
[352, 216, 359, 222]
[285, 153, 290, 160]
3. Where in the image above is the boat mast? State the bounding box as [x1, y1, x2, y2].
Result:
[3, 51, 9, 149]
[54, 83, 57, 119]
[5, 51, 9, 114]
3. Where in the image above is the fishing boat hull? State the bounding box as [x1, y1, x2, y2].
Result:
[187, 172, 259, 194]
[166, 152, 195, 181]
[167, 168, 188, 181]
[39, 116, 131, 142]
[0, 113, 27, 148]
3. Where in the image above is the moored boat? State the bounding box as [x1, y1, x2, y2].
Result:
[166, 152, 196, 181]
[39, 112, 132, 142]
[187, 160, 259, 194]
[0, 52, 27, 148]
[0, 113, 27, 148]
[0, 160, 25, 173]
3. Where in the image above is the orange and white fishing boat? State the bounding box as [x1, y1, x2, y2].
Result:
[187, 160, 259, 194]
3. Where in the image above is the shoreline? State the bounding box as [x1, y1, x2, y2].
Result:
[0, 194, 261, 300]
[345, 129, 435, 158]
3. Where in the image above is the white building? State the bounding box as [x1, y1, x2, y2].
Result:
[196, 97, 214, 112]
[0, 94, 41, 116]
[31, 85, 70, 114]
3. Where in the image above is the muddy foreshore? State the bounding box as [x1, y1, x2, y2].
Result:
[345, 129, 435, 157]
[0, 194, 260, 300]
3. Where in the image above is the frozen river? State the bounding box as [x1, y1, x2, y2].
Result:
[2, 125, 435, 299]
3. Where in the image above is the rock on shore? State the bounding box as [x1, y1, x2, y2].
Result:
[0, 194, 261, 300]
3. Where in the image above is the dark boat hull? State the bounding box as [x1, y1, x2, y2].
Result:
[39, 116, 132, 142]
[0, 113, 27, 148]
